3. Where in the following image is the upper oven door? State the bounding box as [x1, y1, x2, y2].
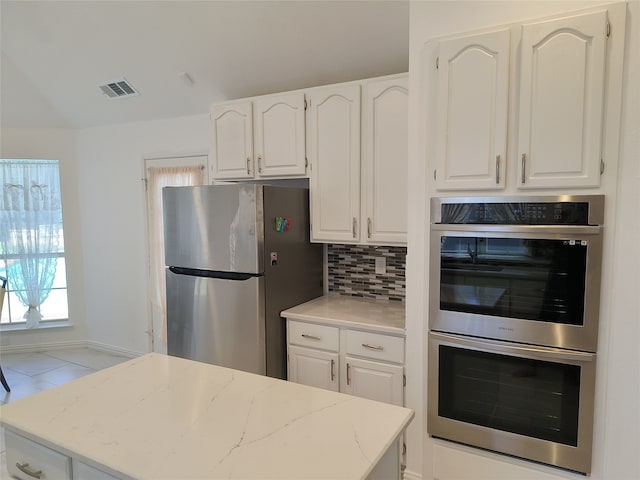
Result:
[429, 224, 603, 352]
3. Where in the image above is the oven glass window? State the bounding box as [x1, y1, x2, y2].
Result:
[438, 345, 580, 446]
[440, 236, 587, 325]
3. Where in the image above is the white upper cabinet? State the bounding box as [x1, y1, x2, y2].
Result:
[435, 29, 510, 191]
[210, 73, 409, 246]
[308, 84, 361, 243]
[517, 10, 608, 189]
[431, 7, 616, 192]
[253, 93, 306, 177]
[210, 101, 254, 180]
[211, 93, 306, 180]
[362, 76, 409, 244]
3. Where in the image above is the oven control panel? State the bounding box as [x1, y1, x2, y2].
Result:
[440, 201, 591, 225]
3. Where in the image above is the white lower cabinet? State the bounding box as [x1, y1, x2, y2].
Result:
[5, 429, 118, 480]
[344, 357, 404, 406]
[288, 345, 339, 392]
[286, 320, 405, 406]
[286, 319, 405, 480]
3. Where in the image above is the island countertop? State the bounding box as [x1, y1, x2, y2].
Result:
[281, 295, 405, 335]
[0, 353, 413, 480]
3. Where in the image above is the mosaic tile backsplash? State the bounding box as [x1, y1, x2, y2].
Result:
[327, 244, 407, 301]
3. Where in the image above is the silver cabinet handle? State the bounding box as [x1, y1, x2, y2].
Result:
[257, 154, 263, 173]
[16, 463, 43, 479]
[362, 343, 384, 351]
[330, 359, 335, 381]
[352, 218, 357, 238]
[346, 363, 351, 385]
[367, 218, 372, 238]
[246, 157, 251, 175]
[521, 153, 526, 184]
[301, 334, 321, 341]
[495, 155, 500, 184]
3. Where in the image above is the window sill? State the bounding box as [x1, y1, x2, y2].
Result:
[0, 320, 72, 332]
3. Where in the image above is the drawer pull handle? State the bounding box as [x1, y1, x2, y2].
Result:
[347, 363, 351, 385]
[362, 343, 384, 351]
[330, 359, 335, 381]
[16, 463, 43, 479]
[301, 334, 321, 341]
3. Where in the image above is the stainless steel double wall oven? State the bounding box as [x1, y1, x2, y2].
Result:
[427, 195, 604, 474]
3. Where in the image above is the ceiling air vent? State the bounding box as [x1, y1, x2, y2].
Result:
[98, 79, 139, 99]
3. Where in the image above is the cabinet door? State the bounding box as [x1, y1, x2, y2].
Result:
[517, 10, 608, 189]
[254, 93, 306, 177]
[74, 461, 120, 480]
[362, 76, 409, 245]
[308, 84, 361, 243]
[288, 345, 339, 391]
[211, 101, 253, 180]
[344, 356, 403, 406]
[435, 29, 510, 190]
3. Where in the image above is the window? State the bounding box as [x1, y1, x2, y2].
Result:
[0, 159, 69, 327]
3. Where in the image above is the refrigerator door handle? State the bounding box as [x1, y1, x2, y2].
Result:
[168, 266, 262, 281]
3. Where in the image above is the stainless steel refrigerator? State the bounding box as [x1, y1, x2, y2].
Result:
[163, 184, 323, 379]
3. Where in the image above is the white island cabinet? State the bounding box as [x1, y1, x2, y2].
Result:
[1, 353, 413, 480]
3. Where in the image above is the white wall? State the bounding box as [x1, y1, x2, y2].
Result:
[407, 1, 639, 479]
[74, 114, 210, 355]
[1, 116, 210, 354]
[601, 2, 640, 477]
[0, 127, 88, 349]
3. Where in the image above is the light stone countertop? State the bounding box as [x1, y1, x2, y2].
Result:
[0, 353, 414, 480]
[281, 295, 405, 335]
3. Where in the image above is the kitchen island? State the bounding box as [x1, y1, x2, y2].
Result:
[0, 353, 413, 480]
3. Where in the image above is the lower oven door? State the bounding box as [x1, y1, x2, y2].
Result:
[427, 331, 596, 474]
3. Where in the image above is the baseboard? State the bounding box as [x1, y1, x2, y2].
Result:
[0, 340, 143, 359]
[403, 468, 422, 480]
[0, 340, 87, 354]
[86, 340, 143, 359]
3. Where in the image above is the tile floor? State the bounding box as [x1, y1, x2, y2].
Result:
[0, 348, 131, 479]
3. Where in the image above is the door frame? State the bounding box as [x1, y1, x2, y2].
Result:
[141, 153, 209, 353]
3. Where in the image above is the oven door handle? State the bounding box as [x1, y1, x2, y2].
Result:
[430, 223, 602, 235]
[430, 331, 596, 362]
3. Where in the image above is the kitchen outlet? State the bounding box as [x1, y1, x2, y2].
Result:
[375, 256, 386, 275]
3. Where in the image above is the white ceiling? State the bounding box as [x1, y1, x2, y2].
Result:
[0, 1, 409, 130]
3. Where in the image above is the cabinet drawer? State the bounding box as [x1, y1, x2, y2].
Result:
[346, 330, 404, 363]
[288, 320, 339, 351]
[6, 429, 72, 480]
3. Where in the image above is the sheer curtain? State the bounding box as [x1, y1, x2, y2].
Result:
[0, 160, 63, 328]
[146, 165, 205, 351]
